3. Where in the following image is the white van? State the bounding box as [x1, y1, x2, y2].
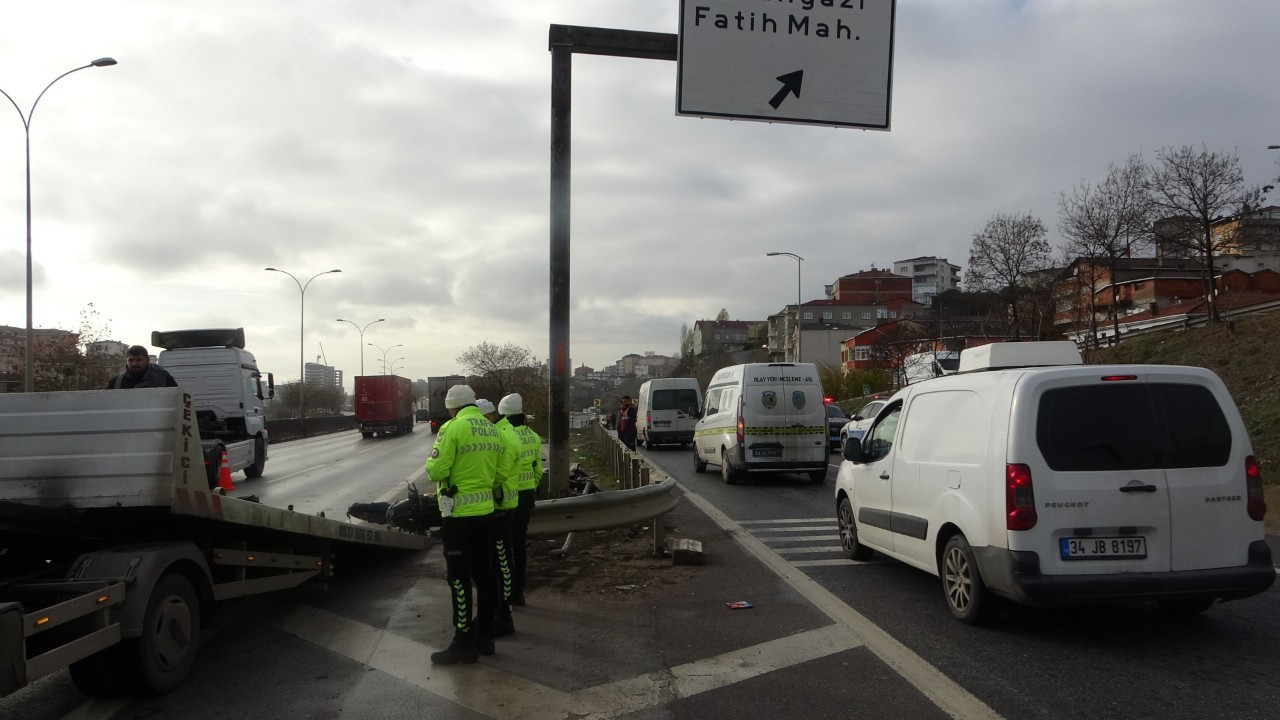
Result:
[834, 341, 1273, 624]
[637, 378, 701, 449]
[693, 363, 828, 484]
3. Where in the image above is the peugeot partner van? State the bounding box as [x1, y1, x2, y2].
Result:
[834, 341, 1273, 624]
[693, 363, 828, 484]
[637, 378, 701, 449]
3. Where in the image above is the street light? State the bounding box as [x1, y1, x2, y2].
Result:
[368, 342, 403, 375]
[766, 251, 804, 362]
[388, 357, 406, 375]
[2, 57, 118, 392]
[265, 267, 341, 432]
[336, 317, 384, 376]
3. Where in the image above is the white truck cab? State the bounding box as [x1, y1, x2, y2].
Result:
[835, 341, 1273, 624]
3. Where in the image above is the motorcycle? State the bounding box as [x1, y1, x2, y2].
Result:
[346, 481, 442, 534]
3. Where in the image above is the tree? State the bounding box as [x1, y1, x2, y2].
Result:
[967, 212, 1052, 340]
[863, 320, 930, 388]
[456, 341, 537, 401]
[10, 304, 118, 391]
[1147, 145, 1269, 323]
[715, 308, 730, 322]
[678, 323, 695, 361]
[271, 380, 346, 418]
[1057, 154, 1153, 345]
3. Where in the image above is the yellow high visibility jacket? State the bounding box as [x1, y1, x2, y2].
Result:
[494, 418, 520, 511]
[425, 406, 499, 517]
[512, 423, 543, 492]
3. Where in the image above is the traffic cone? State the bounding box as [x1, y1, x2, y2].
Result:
[217, 449, 235, 492]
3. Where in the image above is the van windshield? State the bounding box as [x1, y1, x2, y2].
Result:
[1036, 382, 1231, 471]
[653, 389, 699, 413]
[936, 357, 960, 372]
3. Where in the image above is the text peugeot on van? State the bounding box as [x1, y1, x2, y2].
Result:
[834, 341, 1273, 624]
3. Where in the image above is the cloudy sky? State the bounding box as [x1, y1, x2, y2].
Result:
[2, 0, 1279, 389]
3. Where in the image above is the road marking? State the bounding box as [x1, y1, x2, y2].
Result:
[738, 517, 830, 524]
[792, 558, 884, 568]
[268, 604, 862, 720]
[678, 485, 1005, 720]
[264, 464, 329, 483]
[355, 444, 385, 455]
[750, 525, 833, 533]
[759, 534, 839, 542]
[772, 545, 845, 554]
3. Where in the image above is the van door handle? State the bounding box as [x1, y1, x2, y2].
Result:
[879, 472, 890, 480]
[1119, 484, 1158, 493]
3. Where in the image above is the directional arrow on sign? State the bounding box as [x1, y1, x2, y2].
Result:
[768, 70, 804, 110]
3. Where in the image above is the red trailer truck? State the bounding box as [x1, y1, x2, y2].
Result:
[355, 375, 415, 438]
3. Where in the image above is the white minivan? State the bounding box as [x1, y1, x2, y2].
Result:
[693, 363, 828, 484]
[834, 341, 1273, 624]
[636, 378, 701, 449]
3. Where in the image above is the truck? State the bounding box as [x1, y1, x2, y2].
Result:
[425, 375, 467, 433]
[0, 388, 428, 698]
[354, 375, 414, 438]
[152, 328, 271, 480]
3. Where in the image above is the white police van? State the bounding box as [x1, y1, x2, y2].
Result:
[835, 341, 1274, 624]
[693, 363, 828, 484]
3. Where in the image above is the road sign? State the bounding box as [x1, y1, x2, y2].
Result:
[862, 384, 871, 396]
[593, 398, 601, 407]
[676, 0, 895, 129]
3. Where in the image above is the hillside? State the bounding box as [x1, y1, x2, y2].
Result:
[1094, 310, 1280, 477]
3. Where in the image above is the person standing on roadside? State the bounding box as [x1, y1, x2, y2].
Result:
[106, 345, 178, 389]
[617, 395, 638, 450]
[498, 393, 542, 607]
[425, 384, 501, 665]
[490, 396, 521, 636]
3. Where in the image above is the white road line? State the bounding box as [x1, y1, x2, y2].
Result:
[263, 464, 329, 483]
[750, 525, 834, 533]
[772, 546, 846, 554]
[760, 535, 840, 543]
[737, 517, 830, 525]
[793, 558, 860, 568]
[678, 484, 1005, 720]
[269, 604, 863, 720]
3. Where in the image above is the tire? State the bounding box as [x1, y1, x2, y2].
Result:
[203, 444, 225, 490]
[940, 534, 998, 625]
[361, 432, 373, 439]
[808, 468, 827, 484]
[693, 447, 708, 473]
[71, 573, 201, 697]
[837, 496, 874, 561]
[243, 437, 266, 479]
[1157, 597, 1215, 615]
[720, 450, 739, 485]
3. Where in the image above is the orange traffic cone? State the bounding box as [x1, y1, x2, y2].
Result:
[217, 449, 235, 492]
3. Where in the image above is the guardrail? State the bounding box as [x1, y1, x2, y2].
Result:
[266, 415, 360, 442]
[526, 422, 679, 556]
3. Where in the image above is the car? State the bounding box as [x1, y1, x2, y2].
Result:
[824, 402, 847, 451]
[838, 398, 886, 449]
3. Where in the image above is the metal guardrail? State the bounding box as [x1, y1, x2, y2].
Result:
[266, 414, 360, 442]
[525, 422, 679, 555]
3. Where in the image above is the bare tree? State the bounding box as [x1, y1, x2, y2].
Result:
[1057, 154, 1153, 344]
[1147, 145, 1269, 323]
[967, 213, 1052, 339]
[456, 341, 536, 400]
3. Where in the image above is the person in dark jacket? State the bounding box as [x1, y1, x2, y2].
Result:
[106, 345, 178, 389]
[617, 395, 638, 450]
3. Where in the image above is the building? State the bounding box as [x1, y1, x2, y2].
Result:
[0, 325, 80, 376]
[824, 269, 912, 304]
[692, 320, 762, 356]
[304, 362, 343, 387]
[768, 298, 926, 363]
[892, 256, 963, 305]
[86, 340, 129, 358]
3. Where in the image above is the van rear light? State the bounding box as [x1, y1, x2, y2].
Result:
[736, 395, 745, 447]
[1245, 455, 1266, 521]
[645, 410, 651, 429]
[1006, 463, 1038, 531]
[1100, 375, 1138, 382]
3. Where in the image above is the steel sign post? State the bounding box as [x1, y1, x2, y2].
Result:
[677, 0, 895, 129]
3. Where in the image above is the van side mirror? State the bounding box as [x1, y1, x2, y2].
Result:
[267, 372, 276, 400]
[841, 439, 865, 463]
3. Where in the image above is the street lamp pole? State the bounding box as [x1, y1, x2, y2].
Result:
[368, 342, 403, 375]
[766, 251, 805, 362]
[2, 57, 118, 392]
[336, 317, 384, 376]
[388, 357, 405, 376]
[265, 267, 341, 434]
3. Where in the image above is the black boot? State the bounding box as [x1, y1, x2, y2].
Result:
[493, 603, 516, 638]
[476, 633, 495, 656]
[510, 589, 526, 607]
[430, 629, 478, 665]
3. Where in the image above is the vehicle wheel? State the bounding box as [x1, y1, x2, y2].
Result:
[721, 450, 739, 485]
[941, 535, 998, 626]
[808, 468, 827, 483]
[1157, 597, 1215, 615]
[72, 573, 201, 697]
[361, 432, 373, 439]
[243, 437, 266, 479]
[406, 419, 414, 434]
[837, 496, 874, 561]
[638, 436, 646, 449]
[203, 444, 225, 490]
[693, 447, 708, 473]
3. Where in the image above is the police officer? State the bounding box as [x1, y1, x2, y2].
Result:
[498, 393, 542, 607]
[426, 384, 501, 664]
[491, 397, 520, 636]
